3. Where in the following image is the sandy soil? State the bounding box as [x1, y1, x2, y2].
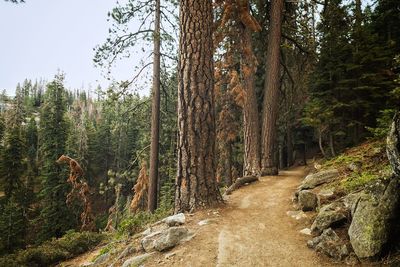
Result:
[145, 166, 339, 267]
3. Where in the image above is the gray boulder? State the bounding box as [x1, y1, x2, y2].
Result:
[121, 253, 154, 267]
[311, 202, 347, 234]
[348, 177, 400, 259]
[154, 226, 191, 251]
[141, 226, 193, 253]
[298, 190, 318, 211]
[307, 228, 349, 261]
[162, 213, 186, 226]
[299, 169, 339, 190]
[141, 231, 162, 252]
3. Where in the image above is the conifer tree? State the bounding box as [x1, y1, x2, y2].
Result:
[38, 75, 75, 241]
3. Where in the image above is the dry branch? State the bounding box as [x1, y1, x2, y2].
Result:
[224, 175, 258, 195]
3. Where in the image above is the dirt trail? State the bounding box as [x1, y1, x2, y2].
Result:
[147, 166, 337, 267]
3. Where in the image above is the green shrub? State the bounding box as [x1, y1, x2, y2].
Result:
[118, 209, 171, 237]
[0, 231, 104, 267]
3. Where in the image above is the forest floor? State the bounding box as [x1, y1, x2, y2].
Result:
[144, 166, 338, 267]
[62, 166, 340, 267]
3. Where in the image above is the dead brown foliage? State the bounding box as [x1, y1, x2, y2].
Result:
[130, 161, 149, 213]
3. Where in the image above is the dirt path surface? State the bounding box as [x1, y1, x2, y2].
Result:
[146, 166, 338, 267]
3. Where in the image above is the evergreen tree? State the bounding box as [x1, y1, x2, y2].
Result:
[38, 75, 75, 242]
[0, 93, 27, 254]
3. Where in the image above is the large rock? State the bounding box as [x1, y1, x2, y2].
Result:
[121, 253, 154, 267]
[311, 202, 347, 234]
[141, 231, 162, 252]
[141, 226, 193, 252]
[307, 228, 349, 261]
[298, 190, 318, 211]
[162, 213, 186, 226]
[154, 226, 191, 251]
[299, 169, 339, 190]
[348, 177, 400, 259]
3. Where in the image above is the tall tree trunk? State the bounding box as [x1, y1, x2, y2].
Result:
[175, 0, 222, 213]
[240, 24, 261, 177]
[148, 0, 161, 213]
[318, 129, 327, 158]
[261, 0, 284, 175]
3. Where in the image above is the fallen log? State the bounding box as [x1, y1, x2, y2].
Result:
[224, 175, 258, 196]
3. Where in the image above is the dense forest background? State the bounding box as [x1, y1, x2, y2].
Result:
[0, 0, 399, 257]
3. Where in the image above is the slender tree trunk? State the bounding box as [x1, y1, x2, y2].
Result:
[240, 24, 261, 177]
[148, 0, 161, 213]
[287, 125, 293, 166]
[261, 0, 284, 176]
[318, 129, 327, 158]
[175, 0, 222, 213]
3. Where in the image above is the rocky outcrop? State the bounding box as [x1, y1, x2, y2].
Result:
[307, 228, 349, 261]
[348, 178, 400, 258]
[311, 202, 347, 234]
[299, 169, 339, 190]
[348, 114, 400, 259]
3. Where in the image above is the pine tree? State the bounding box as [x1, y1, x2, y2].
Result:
[38, 75, 75, 242]
[175, 0, 222, 212]
[0, 92, 27, 254]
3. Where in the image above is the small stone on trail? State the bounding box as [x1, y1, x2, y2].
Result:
[198, 219, 214, 226]
[286, 210, 307, 220]
[300, 228, 312, 235]
[165, 251, 177, 259]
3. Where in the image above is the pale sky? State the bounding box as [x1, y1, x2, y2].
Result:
[0, 0, 142, 95]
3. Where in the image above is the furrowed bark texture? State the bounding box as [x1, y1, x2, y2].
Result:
[175, 0, 222, 213]
[240, 24, 261, 177]
[261, 0, 284, 176]
[148, 0, 161, 213]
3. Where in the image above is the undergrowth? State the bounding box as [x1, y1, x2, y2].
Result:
[0, 231, 105, 267]
[319, 140, 391, 193]
[117, 208, 172, 237]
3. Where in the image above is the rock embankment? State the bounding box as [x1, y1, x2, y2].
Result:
[295, 112, 400, 263]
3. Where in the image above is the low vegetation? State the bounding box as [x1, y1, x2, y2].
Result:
[319, 140, 392, 193]
[0, 231, 104, 267]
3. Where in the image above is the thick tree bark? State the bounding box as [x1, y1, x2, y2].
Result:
[148, 0, 161, 213]
[175, 0, 222, 213]
[240, 23, 261, 177]
[261, 0, 284, 175]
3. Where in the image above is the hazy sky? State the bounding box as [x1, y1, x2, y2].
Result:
[0, 0, 139, 95]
